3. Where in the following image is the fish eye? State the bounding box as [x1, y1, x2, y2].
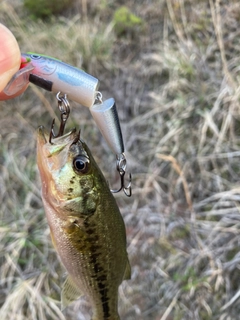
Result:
[30, 54, 41, 60]
[73, 156, 90, 174]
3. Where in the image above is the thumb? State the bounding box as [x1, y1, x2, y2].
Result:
[0, 24, 21, 93]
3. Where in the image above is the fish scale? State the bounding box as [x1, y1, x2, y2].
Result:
[37, 127, 131, 320]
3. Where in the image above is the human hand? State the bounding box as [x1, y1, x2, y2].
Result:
[0, 23, 28, 100]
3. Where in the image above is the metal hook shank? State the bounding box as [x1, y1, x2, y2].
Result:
[111, 153, 132, 197]
[49, 92, 70, 143]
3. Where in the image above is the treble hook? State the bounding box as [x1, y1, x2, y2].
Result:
[49, 92, 70, 143]
[111, 153, 132, 197]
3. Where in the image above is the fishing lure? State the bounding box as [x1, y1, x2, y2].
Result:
[4, 53, 99, 107]
[4, 53, 131, 196]
[90, 97, 131, 196]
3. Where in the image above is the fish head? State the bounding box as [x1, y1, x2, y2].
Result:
[37, 126, 100, 214]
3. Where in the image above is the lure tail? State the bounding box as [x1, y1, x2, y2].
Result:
[90, 97, 124, 155]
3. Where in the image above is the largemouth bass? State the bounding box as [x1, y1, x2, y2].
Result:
[37, 126, 131, 320]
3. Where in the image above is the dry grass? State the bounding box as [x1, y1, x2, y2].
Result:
[1, 0, 240, 319]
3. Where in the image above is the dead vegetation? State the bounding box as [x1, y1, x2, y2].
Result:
[1, 0, 240, 319]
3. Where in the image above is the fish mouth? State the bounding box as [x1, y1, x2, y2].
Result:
[37, 126, 48, 145]
[37, 126, 78, 146]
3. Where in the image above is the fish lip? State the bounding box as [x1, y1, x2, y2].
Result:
[37, 126, 77, 145]
[37, 126, 48, 143]
[51, 128, 77, 144]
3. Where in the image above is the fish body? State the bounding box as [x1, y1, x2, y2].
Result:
[21, 53, 99, 108]
[37, 126, 130, 320]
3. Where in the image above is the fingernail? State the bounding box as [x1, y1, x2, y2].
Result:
[0, 67, 21, 93]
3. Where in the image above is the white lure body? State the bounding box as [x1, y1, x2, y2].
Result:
[22, 53, 99, 108]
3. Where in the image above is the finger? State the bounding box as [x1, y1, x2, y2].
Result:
[0, 24, 21, 92]
[0, 83, 28, 100]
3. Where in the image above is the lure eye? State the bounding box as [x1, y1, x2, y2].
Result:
[73, 156, 90, 174]
[30, 54, 41, 60]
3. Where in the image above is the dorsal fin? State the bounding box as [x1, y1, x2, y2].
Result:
[123, 258, 131, 280]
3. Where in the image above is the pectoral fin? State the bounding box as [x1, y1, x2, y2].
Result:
[123, 258, 131, 280]
[50, 230, 57, 250]
[61, 276, 83, 310]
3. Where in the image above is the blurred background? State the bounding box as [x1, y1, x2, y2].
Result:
[1, 0, 240, 319]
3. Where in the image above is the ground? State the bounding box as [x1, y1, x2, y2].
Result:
[1, 0, 240, 319]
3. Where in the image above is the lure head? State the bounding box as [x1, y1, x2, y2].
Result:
[22, 53, 59, 75]
[3, 53, 57, 96]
